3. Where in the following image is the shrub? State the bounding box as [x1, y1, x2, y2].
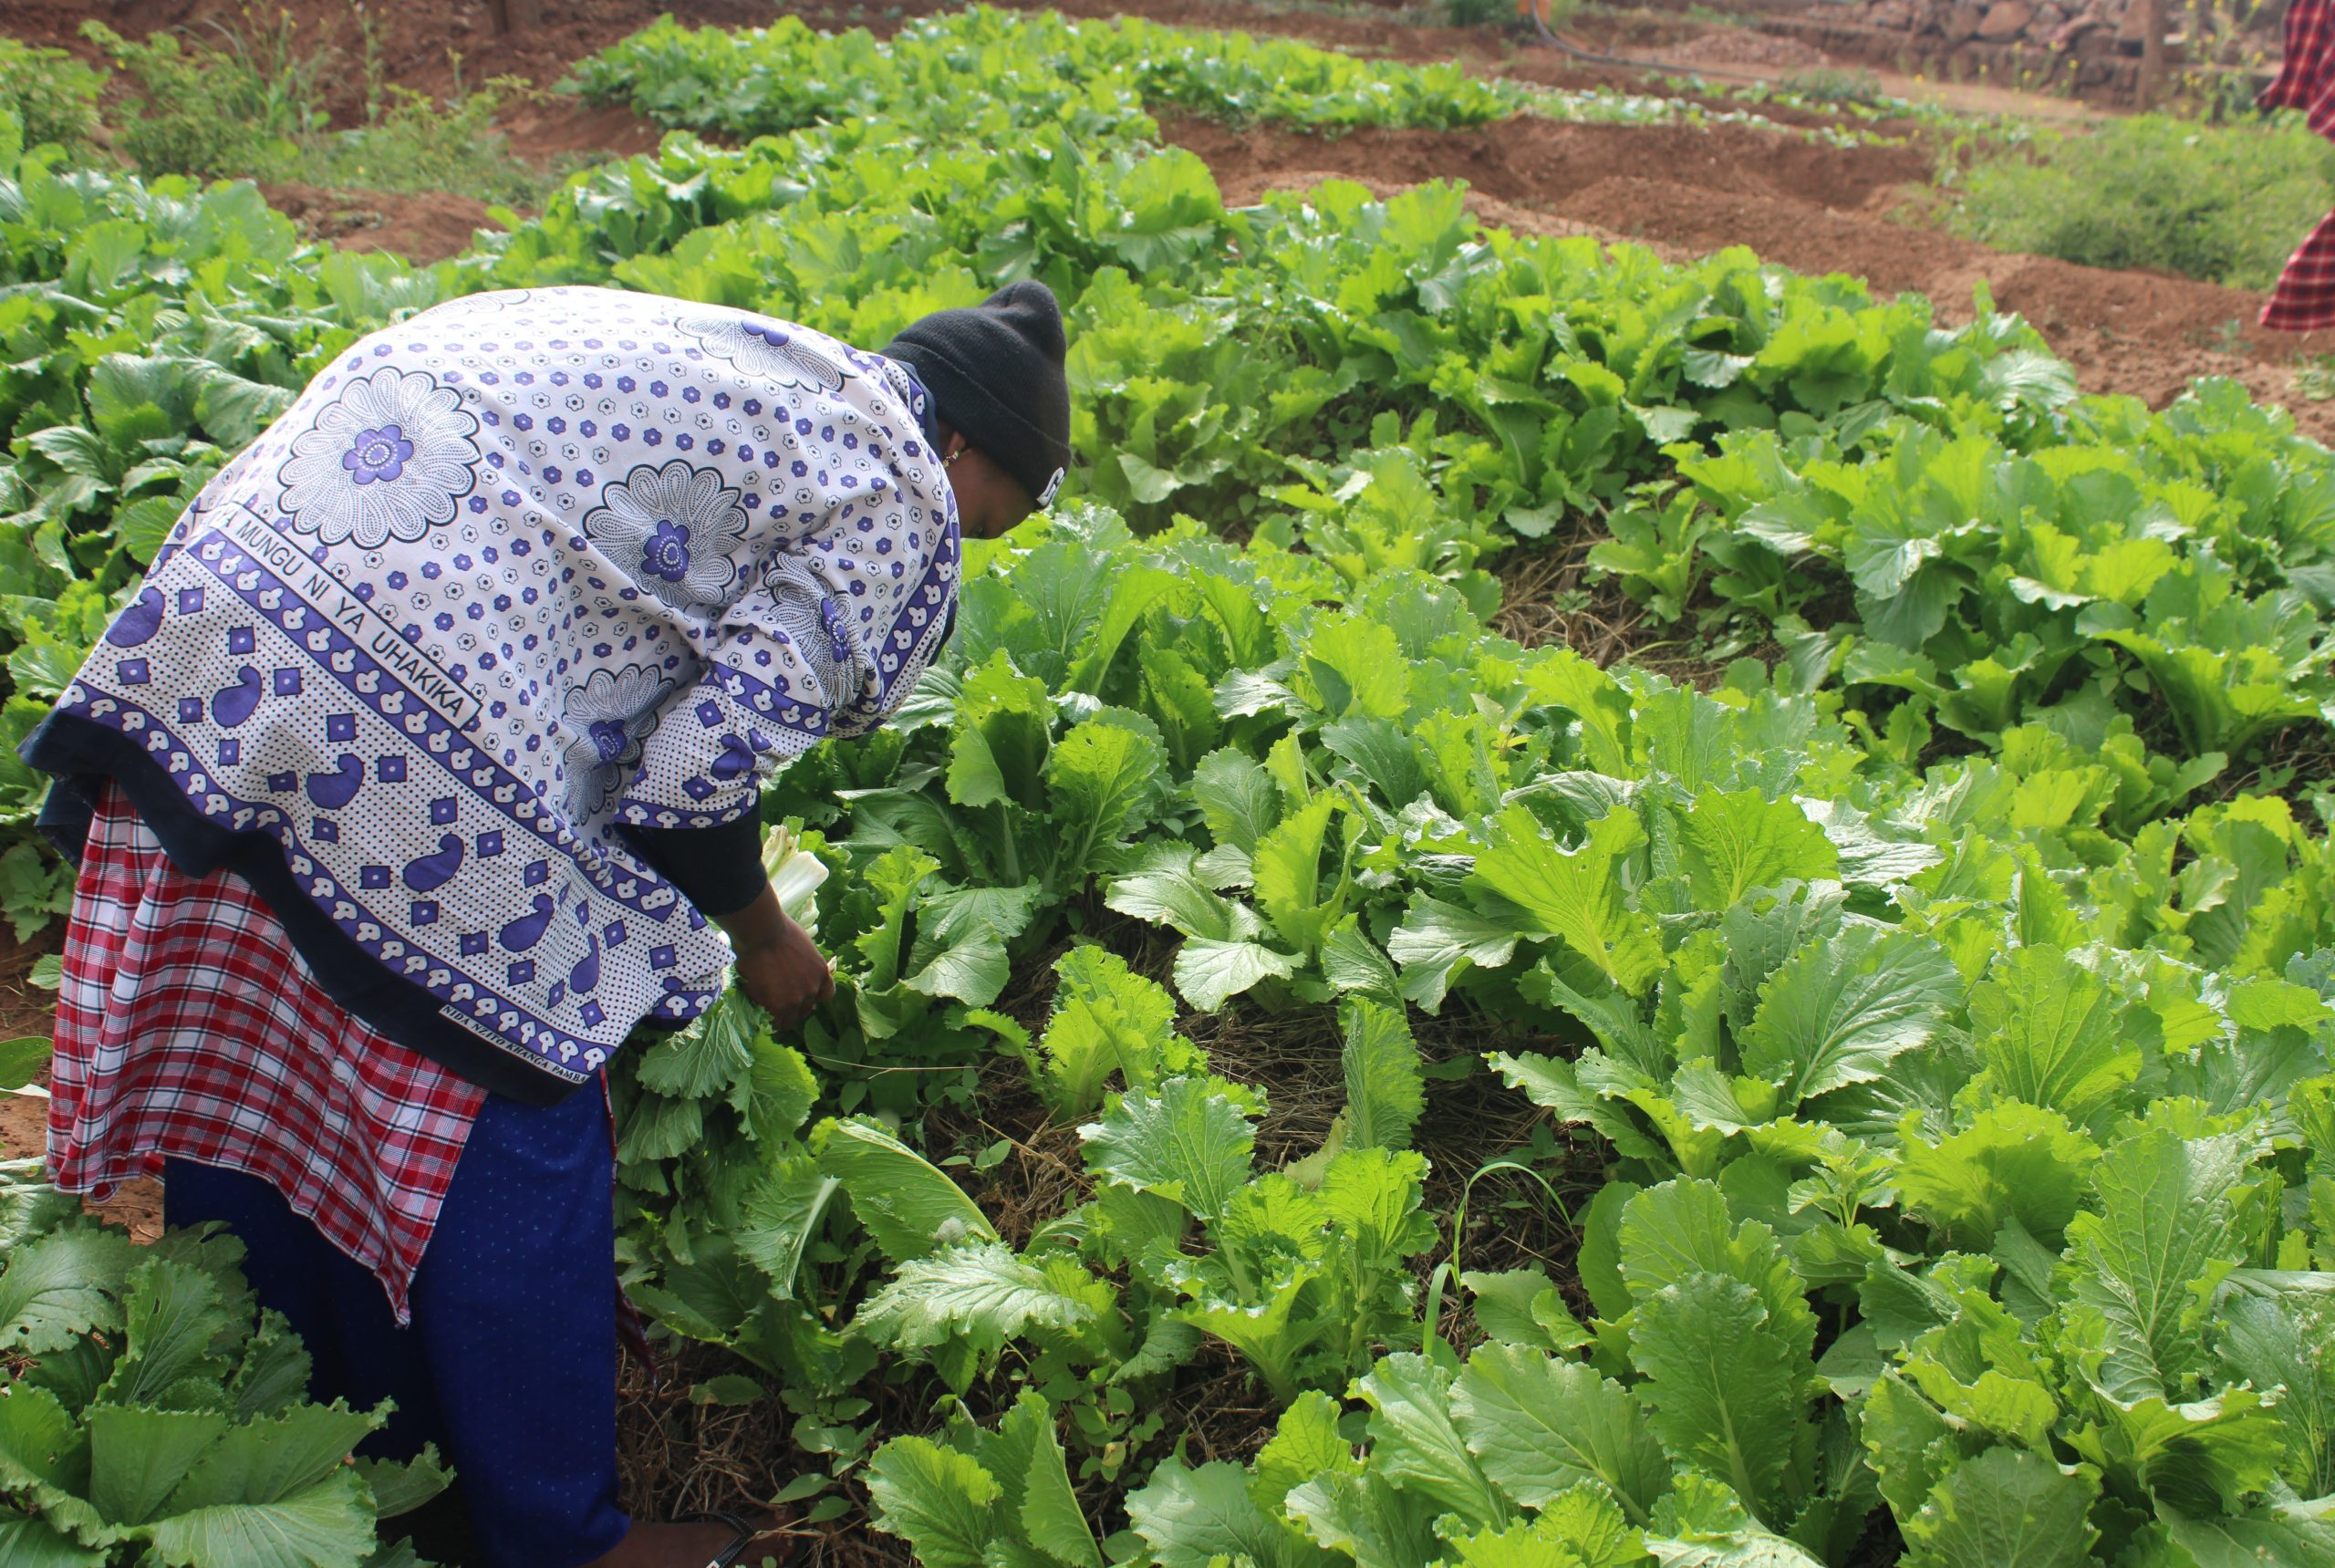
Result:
[309, 79, 564, 209]
[1940, 109, 2335, 291]
[75, 19, 556, 208]
[0, 39, 105, 155]
[78, 19, 320, 182]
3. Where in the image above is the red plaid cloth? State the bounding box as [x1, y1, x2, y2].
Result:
[49, 784, 485, 1322]
[2265, 211, 2335, 333]
[2263, 0, 2335, 330]
[2264, 0, 2335, 133]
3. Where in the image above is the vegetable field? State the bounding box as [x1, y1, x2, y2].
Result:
[4, 6, 2335, 1566]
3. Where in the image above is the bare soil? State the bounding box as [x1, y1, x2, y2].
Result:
[257, 181, 505, 265]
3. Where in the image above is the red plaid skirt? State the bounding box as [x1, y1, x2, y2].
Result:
[50, 784, 485, 1321]
[2264, 213, 2335, 334]
[2262, 0, 2335, 331]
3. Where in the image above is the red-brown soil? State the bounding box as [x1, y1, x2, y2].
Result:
[258, 181, 505, 265]
[5, 0, 775, 112]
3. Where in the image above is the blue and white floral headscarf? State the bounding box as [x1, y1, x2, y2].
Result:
[31, 286, 961, 1098]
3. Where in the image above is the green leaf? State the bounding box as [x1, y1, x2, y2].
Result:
[1966, 946, 2137, 1127]
[1320, 917, 1401, 1007]
[1460, 1268, 1591, 1357]
[1469, 805, 1662, 996]
[1618, 1179, 1815, 1367]
[865, 1436, 1003, 1568]
[163, 1403, 379, 1513]
[1191, 748, 1284, 857]
[2062, 1386, 2288, 1518]
[0, 1381, 89, 1500]
[1339, 998, 1423, 1152]
[815, 1117, 996, 1262]
[1388, 896, 1520, 1012]
[1172, 1265, 1316, 1407]
[86, 1404, 230, 1527]
[1105, 846, 1253, 939]
[1282, 1468, 1441, 1566]
[906, 884, 1038, 1006]
[2216, 1293, 2335, 1498]
[354, 1445, 451, 1521]
[1639, 1469, 1826, 1566]
[1080, 1078, 1255, 1222]
[1520, 651, 1634, 776]
[0, 1035, 49, 1091]
[734, 1154, 839, 1302]
[1677, 788, 1838, 909]
[1003, 1395, 1101, 1568]
[1039, 945, 1192, 1116]
[1441, 1485, 1644, 1567]
[1318, 1147, 1437, 1262]
[0, 1514, 104, 1565]
[853, 1240, 1098, 1355]
[1738, 923, 1958, 1106]
[1357, 1352, 1510, 1530]
[2161, 1502, 2335, 1567]
[1254, 1392, 1359, 1507]
[948, 651, 1053, 813]
[633, 990, 760, 1100]
[1253, 794, 1341, 953]
[1490, 1051, 1668, 1166]
[1894, 1102, 2101, 1250]
[1302, 617, 1410, 722]
[2061, 1127, 2253, 1402]
[1125, 1459, 1324, 1568]
[0, 1227, 135, 1356]
[1861, 1373, 1963, 1525]
[98, 1259, 234, 1410]
[1045, 711, 1168, 883]
[1452, 1343, 1670, 1526]
[1175, 937, 1302, 1012]
[1898, 1448, 2100, 1568]
[141, 1469, 378, 1568]
[1629, 1273, 1804, 1524]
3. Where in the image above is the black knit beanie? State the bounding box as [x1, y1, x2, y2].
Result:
[884, 281, 1072, 507]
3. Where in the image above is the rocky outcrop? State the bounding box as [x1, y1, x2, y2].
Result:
[1756, 0, 2283, 103]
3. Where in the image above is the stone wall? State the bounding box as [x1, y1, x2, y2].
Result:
[1753, 0, 2281, 101]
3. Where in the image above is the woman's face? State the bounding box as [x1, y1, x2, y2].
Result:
[941, 436, 1037, 541]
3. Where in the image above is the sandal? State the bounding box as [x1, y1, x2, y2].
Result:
[690, 1509, 798, 1568]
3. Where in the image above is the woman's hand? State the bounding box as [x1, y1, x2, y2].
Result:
[711, 881, 835, 1032]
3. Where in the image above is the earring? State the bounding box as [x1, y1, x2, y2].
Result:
[945, 449, 963, 467]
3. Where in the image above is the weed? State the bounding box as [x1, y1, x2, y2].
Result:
[2293, 354, 2335, 400]
[79, 17, 320, 181]
[1447, 0, 1531, 28]
[311, 78, 568, 208]
[79, 9, 561, 209]
[1936, 110, 2335, 291]
[1776, 66, 1886, 108]
[0, 40, 106, 156]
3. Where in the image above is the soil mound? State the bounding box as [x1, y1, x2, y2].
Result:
[259, 181, 503, 265]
